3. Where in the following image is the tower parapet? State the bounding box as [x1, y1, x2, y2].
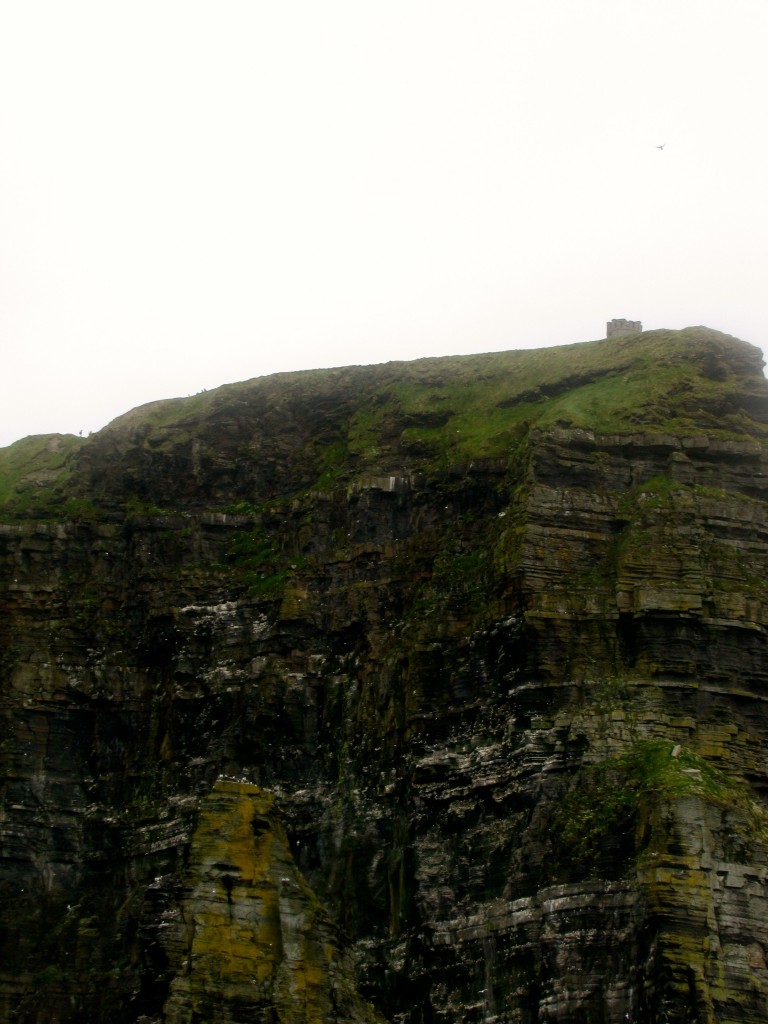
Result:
[607, 318, 642, 337]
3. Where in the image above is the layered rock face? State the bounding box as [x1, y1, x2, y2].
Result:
[1, 327, 768, 1022]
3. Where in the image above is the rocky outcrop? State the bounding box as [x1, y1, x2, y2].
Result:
[161, 780, 384, 1024]
[1, 327, 768, 1022]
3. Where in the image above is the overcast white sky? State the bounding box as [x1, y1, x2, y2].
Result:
[1, 0, 766, 447]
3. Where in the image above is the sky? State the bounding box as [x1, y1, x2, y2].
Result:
[1, 0, 767, 448]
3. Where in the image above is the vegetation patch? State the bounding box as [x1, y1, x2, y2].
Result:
[548, 759, 638, 882]
[224, 528, 290, 601]
[548, 740, 768, 882]
[398, 534, 498, 633]
[0, 433, 84, 517]
[628, 739, 747, 806]
[310, 437, 350, 490]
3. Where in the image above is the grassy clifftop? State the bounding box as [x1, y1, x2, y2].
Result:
[1, 326, 766, 517]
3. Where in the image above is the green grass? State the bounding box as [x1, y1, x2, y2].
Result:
[629, 740, 734, 803]
[97, 389, 217, 436]
[227, 530, 278, 569]
[2, 326, 766, 515]
[324, 326, 768, 474]
[548, 739, 768, 881]
[0, 433, 84, 515]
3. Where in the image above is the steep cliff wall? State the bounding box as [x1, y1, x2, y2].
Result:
[1, 327, 767, 1022]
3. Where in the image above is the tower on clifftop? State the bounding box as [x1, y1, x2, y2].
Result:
[606, 318, 642, 337]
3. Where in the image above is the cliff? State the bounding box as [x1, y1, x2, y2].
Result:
[1, 326, 768, 1022]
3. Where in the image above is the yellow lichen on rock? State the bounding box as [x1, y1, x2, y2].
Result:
[163, 779, 385, 1024]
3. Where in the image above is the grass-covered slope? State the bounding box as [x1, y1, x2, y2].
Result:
[0, 433, 84, 516]
[1, 326, 765, 519]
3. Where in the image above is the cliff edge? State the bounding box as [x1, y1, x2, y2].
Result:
[1, 326, 768, 1023]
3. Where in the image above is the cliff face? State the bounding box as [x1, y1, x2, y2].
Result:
[1, 327, 768, 1023]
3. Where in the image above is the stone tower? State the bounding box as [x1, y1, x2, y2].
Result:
[606, 318, 642, 337]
